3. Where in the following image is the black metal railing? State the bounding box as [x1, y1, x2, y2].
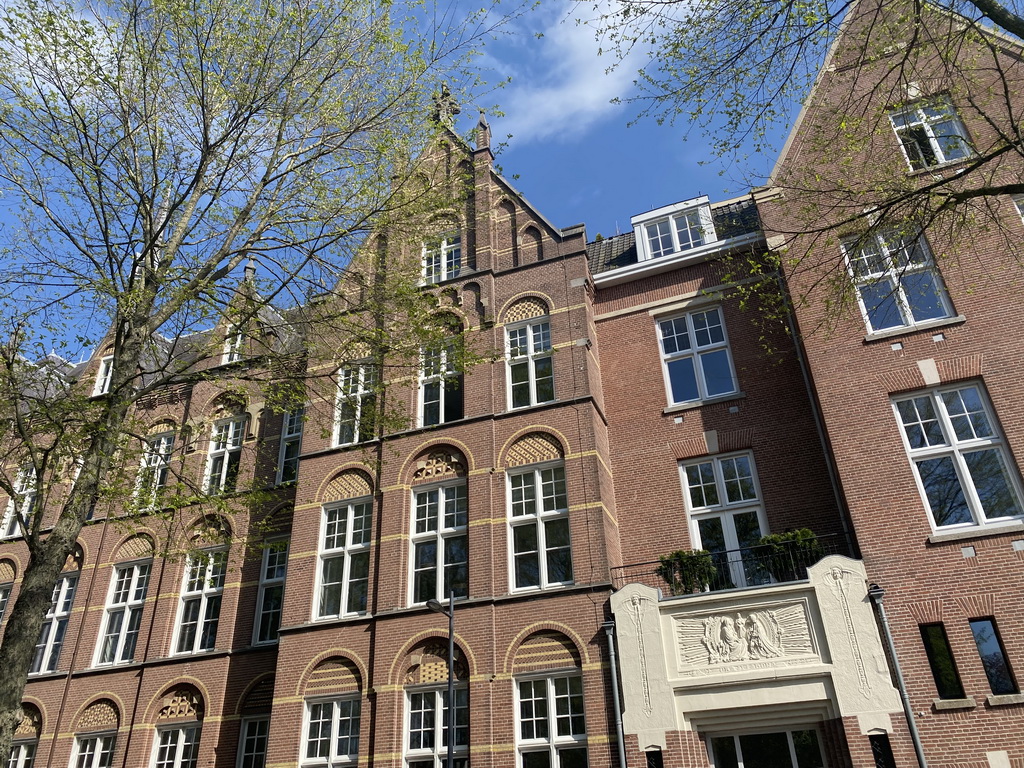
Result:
[611, 533, 853, 594]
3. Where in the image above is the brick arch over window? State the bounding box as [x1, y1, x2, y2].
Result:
[520, 225, 543, 262]
[187, 514, 233, 545]
[409, 446, 468, 486]
[238, 674, 276, 716]
[511, 630, 582, 676]
[504, 432, 565, 468]
[320, 468, 373, 504]
[73, 698, 120, 733]
[303, 657, 362, 698]
[401, 638, 469, 685]
[114, 533, 154, 562]
[64, 543, 85, 572]
[155, 684, 205, 723]
[502, 296, 549, 325]
[15, 702, 42, 740]
[0, 558, 16, 582]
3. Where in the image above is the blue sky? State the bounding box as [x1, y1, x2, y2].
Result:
[463, 2, 788, 240]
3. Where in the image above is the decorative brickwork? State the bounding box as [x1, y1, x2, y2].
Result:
[502, 296, 548, 324]
[670, 437, 709, 461]
[512, 631, 581, 675]
[14, 705, 40, 739]
[411, 449, 466, 483]
[115, 534, 154, 562]
[305, 658, 361, 695]
[75, 700, 119, 732]
[323, 469, 373, 502]
[906, 599, 944, 624]
[64, 544, 83, 572]
[157, 687, 203, 721]
[403, 641, 467, 685]
[954, 593, 996, 617]
[505, 432, 564, 467]
[0, 559, 15, 582]
[240, 676, 275, 714]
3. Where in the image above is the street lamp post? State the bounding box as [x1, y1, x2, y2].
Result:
[426, 589, 455, 768]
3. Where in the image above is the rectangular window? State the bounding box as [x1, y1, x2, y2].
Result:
[643, 207, 714, 260]
[0, 583, 10, 625]
[844, 230, 952, 333]
[96, 562, 150, 665]
[255, 540, 288, 644]
[29, 573, 77, 674]
[422, 233, 462, 284]
[2, 466, 38, 539]
[507, 320, 554, 409]
[406, 688, 469, 768]
[890, 96, 973, 170]
[894, 385, 1023, 529]
[138, 432, 174, 507]
[657, 307, 737, 404]
[223, 328, 243, 364]
[72, 734, 115, 768]
[969, 617, 1017, 695]
[174, 551, 226, 654]
[304, 698, 360, 765]
[7, 742, 35, 768]
[206, 417, 244, 494]
[508, 466, 572, 590]
[153, 726, 200, 768]
[411, 484, 468, 604]
[516, 675, 587, 768]
[237, 718, 269, 768]
[1014, 195, 1024, 225]
[680, 453, 769, 589]
[93, 355, 114, 396]
[920, 623, 965, 699]
[708, 729, 824, 768]
[335, 365, 376, 446]
[420, 343, 464, 427]
[277, 409, 304, 484]
[318, 501, 371, 618]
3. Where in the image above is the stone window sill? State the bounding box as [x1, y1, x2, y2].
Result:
[663, 392, 745, 415]
[987, 693, 1024, 707]
[928, 521, 1024, 545]
[932, 696, 976, 711]
[863, 315, 966, 343]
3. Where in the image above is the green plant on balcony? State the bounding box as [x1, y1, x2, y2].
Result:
[758, 528, 825, 583]
[656, 549, 718, 595]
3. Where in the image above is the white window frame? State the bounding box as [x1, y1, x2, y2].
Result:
[680, 452, 770, 589]
[515, 674, 587, 768]
[889, 95, 973, 170]
[301, 696, 361, 767]
[409, 482, 468, 605]
[2, 466, 38, 539]
[93, 355, 114, 396]
[507, 463, 573, 591]
[656, 306, 738, 405]
[422, 232, 462, 284]
[334, 365, 376, 446]
[706, 728, 826, 768]
[205, 417, 245, 494]
[152, 724, 201, 768]
[253, 539, 288, 645]
[0, 582, 11, 626]
[316, 500, 372, 619]
[71, 733, 116, 768]
[236, 717, 269, 768]
[419, 342, 463, 427]
[404, 686, 469, 768]
[8, 741, 36, 768]
[1013, 195, 1024, 225]
[29, 572, 78, 674]
[632, 197, 716, 262]
[223, 328, 244, 364]
[173, 550, 226, 655]
[506, 319, 554, 409]
[95, 561, 151, 666]
[843, 230, 953, 333]
[893, 384, 1024, 531]
[138, 432, 174, 508]
[277, 409, 304, 484]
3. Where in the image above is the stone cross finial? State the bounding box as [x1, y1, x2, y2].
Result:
[432, 83, 461, 127]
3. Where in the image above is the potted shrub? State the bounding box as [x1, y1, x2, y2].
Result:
[758, 529, 825, 582]
[655, 549, 718, 595]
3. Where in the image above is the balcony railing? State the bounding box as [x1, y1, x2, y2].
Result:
[610, 533, 853, 594]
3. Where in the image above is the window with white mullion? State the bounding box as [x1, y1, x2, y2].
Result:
[894, 384, 1023, 530]
[844, 231, 952, 332]
[508, 465, 572, 590]
[93, 355, 114, 396]
[237, 717, 269, 768]
[7, 741, 36, 768]
[644, 209, 710, 260]
[411, 484, 468, 604]
[709, 729, 825, 768]
[405, 687, 469, 768]
[72, 733, 116, 768]
[174, 551, 226, 654]
[1014, 195, 1024, 225]
[138, 432, 174, 507]
[96, 561, 150, 665]
[2, 465, 39, 539]
[223, 328, 244, 364]
[422, 233, 462, 284]
[507, 320, 554, 409]
[206, 418, 244, 494]
[0, 582, 11, 625]
[254, 540, 288, 644]
[889, 95, 973, 170]
[303, 697, 361, 766]
[658, 307, 737, 405]
[516, 675, 587, 768]
[29, 572, 78, 674]
[277, 409, 304, 484]
[335, 365, 377, 446]
[420, 343, 464, 427]
[153, 726, 200, 768]
[317, 501, 371, 618]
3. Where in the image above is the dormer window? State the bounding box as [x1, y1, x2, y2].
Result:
[223, 328, 243, 364]
[93, 355, 114, 396]
[632, 197, 716, 262]
[422, 232, 462, 284]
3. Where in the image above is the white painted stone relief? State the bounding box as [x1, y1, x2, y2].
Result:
[824, 565, 872, 698]
[627, 592, 655, 716]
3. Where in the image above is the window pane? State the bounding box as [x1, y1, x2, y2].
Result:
[686, 462, 718, 508]
[737, 732, 794, 768]
[916, 456, 973, 526]
[969, 618, 1017, 695]
[666, 357, 698, 403]
[700, 349, 734, 397]
[859, 281, 904, 330]
[711, 737, 739, 768]
[792, 730, 824, 768]
[901, 271, 947, 322]
[534, 357, 554, 403]
[559, 748, 588, 768]
[524, 753, 551, 768]
[920, 623, 965, 699]
[964, 449, 1022, 521]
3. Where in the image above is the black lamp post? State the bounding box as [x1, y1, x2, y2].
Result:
[426, 589, 455, 768]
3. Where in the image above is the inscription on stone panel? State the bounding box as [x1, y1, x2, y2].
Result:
[675, 601, 816, 677]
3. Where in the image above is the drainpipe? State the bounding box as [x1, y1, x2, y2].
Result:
[602, 620, 628, 768]
[867, 584, 928, 768]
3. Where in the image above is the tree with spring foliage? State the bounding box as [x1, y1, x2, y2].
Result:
[0, 0, 494, 755]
